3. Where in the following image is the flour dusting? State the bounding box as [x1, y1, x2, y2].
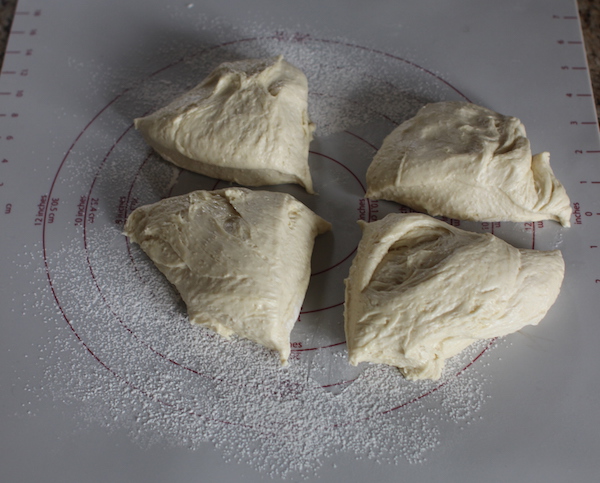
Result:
[23, 25, 508, 479]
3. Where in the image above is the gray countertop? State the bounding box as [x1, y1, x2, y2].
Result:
[578, 0, 599, 119]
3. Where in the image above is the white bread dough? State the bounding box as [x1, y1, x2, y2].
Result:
[344, 213, 565, 380]
[124, 188, 331, 364]
[135, 56, 315, 192]
[366, 102, 571, 226]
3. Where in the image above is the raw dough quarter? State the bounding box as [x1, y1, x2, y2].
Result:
[344, 213, 565, 380]
[124, 188, 331, 364]
[365, 102, 572, 226]
[135, 56, 315, 192]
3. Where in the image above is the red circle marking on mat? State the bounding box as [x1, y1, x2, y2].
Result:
[42, 34, 509, 428]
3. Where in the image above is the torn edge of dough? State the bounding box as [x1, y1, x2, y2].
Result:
[124, 188, 331, 364]
[134, 56, 316, 193]
[344, 213, 565, 380]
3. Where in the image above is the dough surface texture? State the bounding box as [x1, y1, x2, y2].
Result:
[124, 188, 331, 364]
[366, 102, 571, 226]
[135, 56, 315, 192]
[344, 213, 565, 380]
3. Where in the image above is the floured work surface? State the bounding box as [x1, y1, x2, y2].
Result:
[0, 1, 599, 482]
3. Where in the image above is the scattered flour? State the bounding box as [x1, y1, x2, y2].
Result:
[16, 25, 559, 479]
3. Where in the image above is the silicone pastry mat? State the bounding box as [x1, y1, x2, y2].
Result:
[1, 1, 599, 482]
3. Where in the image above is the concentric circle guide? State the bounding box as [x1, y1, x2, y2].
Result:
[39, 33, 541, 429]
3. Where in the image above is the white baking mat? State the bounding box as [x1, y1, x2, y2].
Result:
[1, 1, 599, 482]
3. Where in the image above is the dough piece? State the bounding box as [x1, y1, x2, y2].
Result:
[124, 188, 331, 364]
[344, 213, 565, 380]
[135, 56, 315, 192]
[366, 102, 571, 226]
